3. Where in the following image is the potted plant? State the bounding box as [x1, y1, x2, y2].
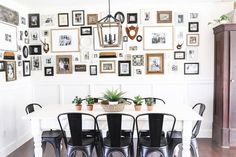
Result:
[85, 95, 95, 111]
[103, 89, 125, 105]
[72, 96, 83, 111]
[146, 98, 154, 111]
[208, 14, 230, 26]
[133, 95, 143, 111]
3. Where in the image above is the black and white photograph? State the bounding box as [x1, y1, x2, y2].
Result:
[41, 14, 56, 26]
[118, 60, 131, 76]
[127, 13, 138, 24]
[157, 11, 172, 23]
[5, 61, 16, 81]
[31, 56, 42, 71]
[29, 29, 40, 44]
[21, 17, 26, 25]
[0, 5, 19, 25]
[80, 27, 92, 36]
[152, 33, 166, 44]
[58, 13, 69, 27]
[0, 61, 5, 71]
[43, 55, 55, 66]
[23, 60, 30, 76]
[114, 12, 125, 24]
[29, 45, 42, 55]
[190, 13, 199, 20]
[186, 48, 198, 60]
[189, 22, 199, 32]
[174, 12, 187, 26]
[87, 14, 98, 25]
[74, 64, 86, 72]
[100, 60, 116, 73]
[72, 10, 84, 26]
[22, 46, 29, 58]
[134, 68, 143, 75]
[28, 13, 40, 28]
[0, 22, 17, 51]
[187, 34, 199, 46]
[90, 65, 97, 75]
[168, 62, 181, 74]
[123, 36, 128, 42]
[56, 55, 72, 74]
[59, 35, 72, 46]
[44, 67, 54, 76]
[184, 63, 199, 75]
[132, 55, 144, 66]
[140, 9, 154, 24]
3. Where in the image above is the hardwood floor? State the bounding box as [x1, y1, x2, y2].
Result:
[7, 138, 236, 157]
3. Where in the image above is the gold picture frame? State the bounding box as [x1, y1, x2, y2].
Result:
[100, 60, 116, 73]
[157, 11, 172, 23]
[146, 53, 164, 74]
[56, 55, 72, 74]
[87, 14, 98, 25]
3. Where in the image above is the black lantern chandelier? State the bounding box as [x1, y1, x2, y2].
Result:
[97, 0, 122, 47]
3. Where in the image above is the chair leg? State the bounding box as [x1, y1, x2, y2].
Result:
[41, 141, 47, 154]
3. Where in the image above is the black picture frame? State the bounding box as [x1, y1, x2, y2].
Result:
[114, 11, 125, 24]
[72, 10, 85, 26]
[5, 61, 16, 81]
[28, 13, 40, 28]
[184, 63, 199, 75]
[44, 67, 54, 76]
[188, 22, 199, 32]
[174, 51, 185, 59]
[0, 61, 5, 71]
[90, 65, 97, 75]
[23, 61, 31, 76]
[123, 36, 128, 42]
[136, 35, 143, 42]
[22, 46, 29, 58]
[80, 26, 92, 36]
[118, 60, 131, 76]
[127, 13, 138, 24]
[29, 45, 42, 55]
[75, 64, 86, 72]
[58, 13, 69, 27]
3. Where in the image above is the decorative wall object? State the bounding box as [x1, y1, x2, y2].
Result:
[56, 55, 72, 74]
[189, 13, 199, 20]
[100, 60, 116, 73]
[123, 36, 128, 42]
[0, 22, 17, 51]
[168, 62, 180, 74]
[140, 9, 154, 24]
[174, 12, 187, 26]
[3, 51, 15, 60]
[87, 14, 98, 25]
[21, 17, 26, 25]
[186, 47, 198, 60]
[146, 53, 164, 74]
[80, 26, 92, 36]
[28, 13, 40, 28]
[23, 61, 31, 76]
[29, 45, 42, 55]
[0, 5, 19, 25]
[31, 56, 42, 71]
[114, 12, 125, 24]
[90, 65, 97, 75]
[40, 39, 50, 53]
[127, 13, 138, 24]
[133, 67, 144, 76]
[22, 46, 29, 58]
[157, 11, 172, 23]
[132, 55, 144, 66]
[51, 29, 79, 52]
[136, 35, 143, 42]
[43, 55, 55, 66]
[29, 29, 40, 44]
[118, 60, 131, 76]
[175, 27, 186, 50]
[188, 22, 199, 32]
[184, 63, 199, 75]
[41, 14, 56, 26]
[72, 10, 84, 26]
[186, 34, 199, 46]
[174, 51, 185, 59]
[5, 61, 16, 81]
[81, 50, 90, 62]
[126, 25, 139, 40]
[143, 26, 173, 50]
[74, 64, 86, 72]
[58, 13, 69, 27]
[44, 67, 54, 76]
[0, 61, 5, 71]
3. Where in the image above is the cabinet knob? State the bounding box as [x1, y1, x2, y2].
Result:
[231, 79, 235, 82]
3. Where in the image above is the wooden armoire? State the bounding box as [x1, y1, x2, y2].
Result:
[213, 24, 236, 147]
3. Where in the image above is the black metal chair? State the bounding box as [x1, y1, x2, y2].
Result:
[25, 103, 64, 157]
[142, 97, 166, 104]
[136, 113, 176, 157]
[121, 97, 134, 104]
[96, 113, 135, 157]
[167, 103, 206, 157]
[58, 112, 99, 157]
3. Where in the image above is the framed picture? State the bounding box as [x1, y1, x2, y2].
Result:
[23, 61, 31, 76]
[184, 63, 199, 75]
[90, 65, 97, 75]
[133, 67, 144, 76]
[100, 60, 116, 73]
[157, 11, 172, 23]
[56, 55, 72, 74]
[28, 13, 40, 28]
[174, 12, 187, 26]
[146, 53, 164, 74]
[186, 47, 198, 61]
[72, 10, 84, 26]
[174, 51, 185, 60]
[140, 9, 154, 24]
[74, 64, 86, 72]
[41, 14, 56, 27]
[29, 29, 40, 44]
[123, 36, 128, 42]
[31, 56, 42, 71]
[0, 61, 5, 71]
[87, 14, 98, 25]
[187, 34, 199, 46]
[188, 22, 199, 32]
[132, 55, 144, 66]
[143, 26, 173, 50]
[58, 13, 69, 27]
[51, 29, 79, 52]
[5, 61, 16, 81]
[22, 46, 29, 58]
[189, 13, 199, 20]
[80, 26, 92, 36]
[43, 55, 55, 66]
[118, 61, 131, 76]
[0, 5, 19, 25]
[168, 62, 181, 74]
[0, 22, 17, 51]
[127, 13, 138, 24]
[114, 12, 125, 24]
[44, 67, 54, 76]
[29, 45, 42, 55]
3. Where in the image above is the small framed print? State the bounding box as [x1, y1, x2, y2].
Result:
[72, 10, 84, 26]
[118, 60, 131, 76]
[184, 63, 199, 75]
[187, 34, 199, 46]
[41, 14, 56, 27]
[28, 13, 40, 28]
[43, 55, 55, 66]
[87, 14, 98, 25]
[168, 62, 180, 74]
[140, 9, 154, 24]
[123, 36, 128, 42]
[44, 67, 54, 76]
[29, 45, 42, 55]
[90, 65, 97, 75]
[0, 22, 17, 51]
[23, 61, 31, 76]
[190, 13, 199, 20]
[114, 12, 125, 24]
[56, 55, 72, 74]
[74, 64, 86, 72]
[188, 22, 199, 32]
[80, 26, 92, 36]
[5, 61, 16, 81]
[174, 12, 187, 26]
[31, 56, 42, 71]
[29, 29, 40, 44]
[157, 11, 172, 23]
[174, 51, 185, 60]
[127, 13, 138, 24]
[132, 55, 144, 66]
[22, 46, 29, 58]
[186, 47, 198, 61]
[133, 67, 144, 76]
[100, 60, 116, 73]
[58, 13, 69, 27]
[0, 61, 5, 71]
[146, 53, 164, 74]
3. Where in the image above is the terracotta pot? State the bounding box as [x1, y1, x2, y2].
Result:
[134, 105, 142, 111]
[147, 105, 153, 111]
[75, 105, 82, 111]
[87, 105, 93, 111]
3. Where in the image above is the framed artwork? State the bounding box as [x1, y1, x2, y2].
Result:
[22, 46, 29, 58]
[127, 13, 138, 24]
[44, 67, 54, 76]
[132, 55, 144, 66]
[51, 29, 79, 52]
[114, 12, 125, 24]
[81, 50, 90, 62]
[28, 13, 40, 28]
[157, 11, 172, 23]
[146, 53, 164, 74]
[90, 65, 97, 75]
[21, 17, 26, 25]
[174, 51, 185, 60]
[0, 61, 5, 71]
[23, 61, 31, 76]
[118, 60, 131, 76]
[58, 13, 69, 27]
[174, 12, 187, 26]
[72, 10, 84, 26]
[188, 22, 199, 32]
[87, 14, 98, 25]
[29, 45, 42, 55]
[29, 29, 40, 44]
[43, 55, 55, 66]
[41, 30, 49, 37]
[41, 14, 56, 26]
[74, 64, 86, 72]
[184, 63, 199, 75]
[187, 34, 199, 46]
[140, 9, 154, 24]
[0, 5, 19, 25]
[56, 55, 72, 74]
[133, 67, 144, 76]
[0, 22, 17, 51]
[186, 47, 198, 61]
[136, 35, 143, 42]
[100, 60, 116, 73]
[123, 36, 128, 42]
[5, 61, 16, 81]
[80, 26, 92, 36]
[189, 13, 199, 20]
[168, 62, 181, 74]
[31, 56, 42, 71]
[143, 26, 173, 50]
[129, 46, 138, 51]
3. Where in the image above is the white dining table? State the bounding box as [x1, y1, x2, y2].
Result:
[23, 103, 202, 157]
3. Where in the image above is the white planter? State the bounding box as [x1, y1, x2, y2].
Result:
[109, 101, 119, 105]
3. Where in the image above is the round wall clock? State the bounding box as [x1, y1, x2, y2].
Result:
[22, 46, 29, 58]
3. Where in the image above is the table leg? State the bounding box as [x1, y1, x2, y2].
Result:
[31, 119, 42, 157]
[182, 120, 192, 157]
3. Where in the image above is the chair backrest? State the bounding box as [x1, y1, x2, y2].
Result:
[121, 97, 134, 104]
[57, 112, 96, 146]
[96, 113, 135, 147]
[25, 103, 42, 114]
[136, 113, 176, 147]
[142, 97, 166, 104]
[93, 98, 104, 103]
[192, 103, 206, 138]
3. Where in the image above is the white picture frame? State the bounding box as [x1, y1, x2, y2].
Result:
[41, 14, 56, 27]
[43, 55, 55, 66]
[31, 56, 42, 71]
[174, 12, 187, 26]
[140, 9, 154, 25]
[0, 22, 17, 51]
[29, 29, 40, 44]
[186, 47, 198, 61]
